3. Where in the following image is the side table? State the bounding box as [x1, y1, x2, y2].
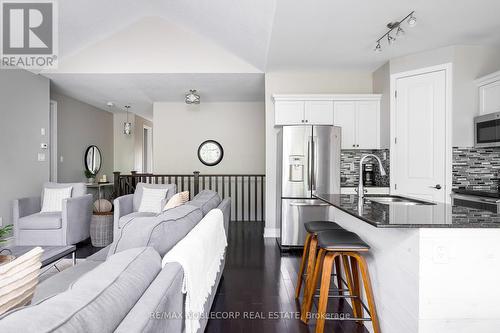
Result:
[90, 212, 114, 247]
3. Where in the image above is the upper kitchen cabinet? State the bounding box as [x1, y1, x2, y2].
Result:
[273, 94, 381, 149]
[274, 100, 305, 125]
[304, 100, 334, 124]
[333, 97, 381, 149]
[274, 95, 333, 125]
[476, 70, 500, 115]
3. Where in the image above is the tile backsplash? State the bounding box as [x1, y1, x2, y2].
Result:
[453, 147, 500, 191]
[340, 149, 390, 187]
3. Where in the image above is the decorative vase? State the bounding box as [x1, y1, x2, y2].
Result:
[93, 199, 113, 213]
[0, 250, 15, 266]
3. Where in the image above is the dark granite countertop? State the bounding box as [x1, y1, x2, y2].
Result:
[341, 185, 390, 188]
[314, 193, 500, 228]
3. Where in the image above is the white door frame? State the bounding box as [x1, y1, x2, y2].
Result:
[49, 100, 58, 182]
[390, 63, 453, 203]
[143, 125, 153, 173]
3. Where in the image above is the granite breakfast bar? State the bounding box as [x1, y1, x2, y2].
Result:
[314, 194, 500, 333]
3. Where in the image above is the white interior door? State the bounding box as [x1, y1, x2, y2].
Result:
[394, 70, 447, 202]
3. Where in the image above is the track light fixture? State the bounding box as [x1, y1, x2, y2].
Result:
[374, 11, 416, 53]
[407, 13, 417, 27]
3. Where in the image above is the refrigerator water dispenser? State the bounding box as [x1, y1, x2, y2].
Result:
[288, 155, 305, 182]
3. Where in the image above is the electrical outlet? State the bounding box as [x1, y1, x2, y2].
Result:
[38, 153, 46, 161]
[41, 128, 46, 136]
[60, 156, 64, 163]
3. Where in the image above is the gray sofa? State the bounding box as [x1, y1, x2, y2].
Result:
[0, 190, 230, 333]
[113, 182, 177, 242]
[13, 182, 93, 246]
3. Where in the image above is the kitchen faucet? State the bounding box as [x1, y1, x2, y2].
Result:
[357, 154, 386, 198]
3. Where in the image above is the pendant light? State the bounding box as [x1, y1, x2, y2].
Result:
[124, 105, 132, 135]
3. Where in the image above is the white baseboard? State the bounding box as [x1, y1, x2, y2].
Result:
[263, 227, 279, 238]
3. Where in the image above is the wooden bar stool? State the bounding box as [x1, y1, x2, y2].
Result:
[295, 221, 345, 300]
[301, 230, 380, 333]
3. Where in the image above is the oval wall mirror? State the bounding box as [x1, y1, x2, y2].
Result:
[84, 145, 102, 175]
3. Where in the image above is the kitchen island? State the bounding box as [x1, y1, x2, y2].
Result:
[314, 193, 500, 333]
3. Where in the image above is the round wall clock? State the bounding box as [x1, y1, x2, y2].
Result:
[198, 140, 224, 166]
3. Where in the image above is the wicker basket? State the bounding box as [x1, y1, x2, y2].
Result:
[90, 212, 113, 247]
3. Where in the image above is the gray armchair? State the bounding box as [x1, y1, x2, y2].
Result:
[113, 183, 176, 241]
[13, 182, 93, 246]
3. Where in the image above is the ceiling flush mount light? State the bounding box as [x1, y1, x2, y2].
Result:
[185, 89, 200, 104]
[374, 11, 416, 53]
[123, 105, 132, 136]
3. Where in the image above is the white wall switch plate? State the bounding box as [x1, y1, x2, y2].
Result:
[41, 128, 46, 136]
[60, 156, 64, 163]
[38, 153, 46, 161]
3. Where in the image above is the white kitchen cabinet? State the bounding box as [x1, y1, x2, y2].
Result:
[304, 101, 334, 125]
[274, 101, 305, 125]
[476, 70, 500, 115]
[356, 101, 380, 149]
[333, 100, 380, 149]
[273, 95, 381, 148]
[274, 99, 333, 125]
[333, 101, 357, 148]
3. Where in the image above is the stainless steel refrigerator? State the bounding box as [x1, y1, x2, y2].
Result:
[277, 125, 341, 250]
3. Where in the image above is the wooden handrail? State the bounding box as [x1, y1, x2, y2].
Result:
[113, 171, 265, 222]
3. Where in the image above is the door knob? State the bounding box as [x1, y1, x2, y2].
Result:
[430, 184, 442, 190]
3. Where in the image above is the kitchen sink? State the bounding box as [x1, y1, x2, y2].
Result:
[365, 196, 435, 206]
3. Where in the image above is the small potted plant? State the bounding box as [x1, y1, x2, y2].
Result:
[0, 224, 14, 265]
[84, 170, 95, 184]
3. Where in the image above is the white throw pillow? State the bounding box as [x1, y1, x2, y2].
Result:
[163, 191, 190, 211]
[41, 187, 73, 212]
[138, 187, 169, 213]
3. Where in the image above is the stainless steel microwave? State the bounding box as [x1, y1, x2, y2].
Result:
[474, 112, 500, 148]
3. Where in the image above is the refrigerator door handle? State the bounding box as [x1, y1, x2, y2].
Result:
[307, 139, 312, 191]
[312, 139, 317, 191]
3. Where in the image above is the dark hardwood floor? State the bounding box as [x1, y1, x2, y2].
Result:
[205, 222, 370, 333]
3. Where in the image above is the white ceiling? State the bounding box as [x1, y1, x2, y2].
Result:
[46, 0, 500, 117]
[58, 0, 275, 70]
[267, 0, 500, 70]
[49, 73, 265, 119]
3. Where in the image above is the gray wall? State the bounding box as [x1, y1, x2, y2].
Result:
[134, 113, 153, 172]
[372, 62, 391, 149]
[0, 69, 50, 226]
[153, 102, 265, 174]
[113, 112, 135, 173]
[51, 93, 114, 182]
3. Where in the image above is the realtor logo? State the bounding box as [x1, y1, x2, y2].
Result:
[1, 0, 58, 69]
